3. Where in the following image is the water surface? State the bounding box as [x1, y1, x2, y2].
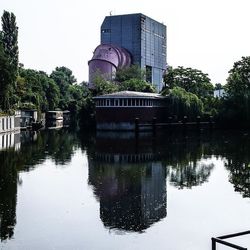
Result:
[1, 129, 250, 249]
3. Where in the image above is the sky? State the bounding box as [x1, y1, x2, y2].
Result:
[1, 0, 250, 85]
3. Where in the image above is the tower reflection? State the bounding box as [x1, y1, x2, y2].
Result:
[88, 132, 167, 232]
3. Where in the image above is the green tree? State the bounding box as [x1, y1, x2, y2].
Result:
[0, 38, 12, 111]
[45, 79, 60, 110]
[18, 68, 61, 112]
[1, 11, 18, 74]
[223, 56, 250, 122]
[0, 11, 19, 111]
[163, 66, 214, 99]
[91, 74, 118, 96]
[215, 83, 223, 90]
[115, 65, 156, 93]
[118, 78, 156, 93]
[115, 64, 145, 82]
[163, 86, 203, 120]
[50, 66, 77, 109]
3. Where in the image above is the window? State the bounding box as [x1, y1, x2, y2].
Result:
[101, 29, 111, 33]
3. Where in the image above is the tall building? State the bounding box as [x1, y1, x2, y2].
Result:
[101, 13, 167, 92]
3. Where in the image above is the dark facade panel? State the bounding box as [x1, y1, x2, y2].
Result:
[101, 13, 167, 92]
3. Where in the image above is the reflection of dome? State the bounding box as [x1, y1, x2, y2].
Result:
[88, 161, 167, 232]
[88, 44, 131, 85]
[87, 133, 167, 232]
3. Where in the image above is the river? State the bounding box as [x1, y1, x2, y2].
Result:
[0, 128, 250, 250]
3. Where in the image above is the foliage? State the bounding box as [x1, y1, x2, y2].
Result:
[219, 56, 250, 123]
[50, 66, 78, 110]
[1, 11, 18, 73]
[118, 78, 156, 93]
[0, 38, 12, 111]
[214, 83, 223, 90]
[0, 11, 19, 111]
[18, 68, 56, 111]
[163, 87, 203, 120]
[91, 74, 118, 96]
[115, 65, 156, 93]
[163, 66, 214, 99]
[115, 64, 145, 82]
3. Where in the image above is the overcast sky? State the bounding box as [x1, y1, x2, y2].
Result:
[1, 0, 250, 85]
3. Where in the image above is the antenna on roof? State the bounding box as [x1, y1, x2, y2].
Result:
[109, 11, 112, 16]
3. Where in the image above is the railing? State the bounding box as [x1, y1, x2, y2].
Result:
[212, 230, 250, 249]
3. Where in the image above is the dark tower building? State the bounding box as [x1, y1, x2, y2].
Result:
[100, 13, 167, 92]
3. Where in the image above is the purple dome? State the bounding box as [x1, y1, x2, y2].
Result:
[88, 44, 131, 84]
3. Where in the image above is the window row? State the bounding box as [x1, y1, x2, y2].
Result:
[96, 98, 164, 107]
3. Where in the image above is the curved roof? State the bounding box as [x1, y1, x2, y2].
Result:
[89, 44, 131, 69]
[94, 91, 166, 99]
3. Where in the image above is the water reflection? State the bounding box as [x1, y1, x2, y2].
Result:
[87, 132, 218, 232]
[0, 149, 18, 241]
[88, 132, 167, 232]
[0, 129, 79, 242]
[0, 132, 20, 151]
[222, 132, 250, 198]
[2, 129, 250, 243]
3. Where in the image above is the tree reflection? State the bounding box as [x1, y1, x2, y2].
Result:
[0, 128, 79, 241]
[222, 131, 250, 198]
[0, 150, 18, 241]
[169, 162, 214, 189]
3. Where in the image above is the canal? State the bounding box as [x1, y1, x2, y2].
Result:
[0, 128, 250, 249]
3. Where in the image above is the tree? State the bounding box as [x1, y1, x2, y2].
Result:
[115, 65, 156, 93]
[163, 87, 203, 120]
[115, 64, 145, 82]
[118, 78, 156, 93]
[215, 83, 223, 90]
[90, 73, 118, 96]
[0, 38, 12, 111]
[0, 11, 19, 111]
[163, 66, 214, 99]
[50, 66, 77, 109]
[1, 11, 18, 74]
[223, 56, 250, 122]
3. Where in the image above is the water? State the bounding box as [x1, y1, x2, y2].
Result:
[1, 128, 250, 250]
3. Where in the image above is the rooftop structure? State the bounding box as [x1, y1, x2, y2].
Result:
[89, 13, 167, 92]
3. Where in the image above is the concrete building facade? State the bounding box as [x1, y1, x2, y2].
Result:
[101, 13, 167, 92]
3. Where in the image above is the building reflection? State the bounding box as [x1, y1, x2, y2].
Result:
[88, 132, 167, 232]
[0, 131, 20, 151]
